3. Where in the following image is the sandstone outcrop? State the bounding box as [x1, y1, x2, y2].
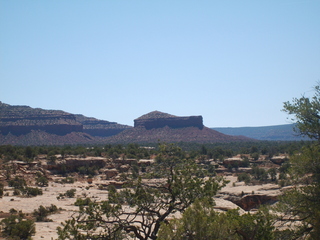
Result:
[226, 194, 278, 211]
[43, 157, 107, 172]
[134, 111, 204, 129]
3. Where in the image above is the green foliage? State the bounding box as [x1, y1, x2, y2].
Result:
[57, 176, 75, 184]
[274, 144, 320, 239]
[274, 84, 320, 239]
[251, 166, 269, 182]
[7, 176, 42, 197]
[8, 176, 27, 189]
[158, 199, 275, 240]
[33, 204, 58, 222]
[237, 172, 251, 185]
[65, 189, 76, 198]
[25, 146, 35, 159]
[1, 214, 35, 240]
[74, 197, 92, 206]
[283, 84, 320, 141]
[35, 175, 49, 187]
[57, 143, 225, 240]
[268, 168, 277, 182]
[58, 189, 76, 199]
[24, 187, 43, 197]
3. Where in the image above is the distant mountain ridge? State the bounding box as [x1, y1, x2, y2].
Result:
[0, 102, 130, 145]
[212, 124, 306, 141]
[0, 101, 304, 145]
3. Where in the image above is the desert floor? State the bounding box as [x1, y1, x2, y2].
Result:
[0, 175, 281, 240]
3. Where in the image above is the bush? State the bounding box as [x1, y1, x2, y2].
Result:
[238, 172, 251, 184]
[36, 175, 49, 187]
[1, 214, 35, 239]
[13, 189, 21, 196]
[23, 187, 43, 197]
[74, 197, 92, 206]
[62, 177, 75, 184]
[58, 189, 76, 199]
[8, 176, 26, 190]
[33, 204, 59, 222]
[251, 166, 269, 182]
[65, 189, 76, 198]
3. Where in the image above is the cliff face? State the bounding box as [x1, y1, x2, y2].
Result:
[75, 115, 132, 137]
[0, 102, 82, 136]
[134, 111, 204, 130]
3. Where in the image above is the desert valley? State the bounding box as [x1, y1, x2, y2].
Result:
[0, 101, 318, 239]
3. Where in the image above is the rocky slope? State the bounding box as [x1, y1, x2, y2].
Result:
[75, 114, 131, 137]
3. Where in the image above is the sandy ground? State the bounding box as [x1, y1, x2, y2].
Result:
[0, 176, 281, 240]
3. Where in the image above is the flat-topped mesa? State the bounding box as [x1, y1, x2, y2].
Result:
[134, 111, 204, 130]
[0, 103, 82, 135]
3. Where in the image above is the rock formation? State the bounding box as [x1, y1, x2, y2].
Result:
[226, 194, 278, 211]
[0, 102, 82, 135]
[106, 111, 253, 144]
[134, 111, 204, 129]
[0, 102, 130, 145]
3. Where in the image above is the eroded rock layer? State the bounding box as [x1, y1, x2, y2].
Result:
[0, 102, 82, 135]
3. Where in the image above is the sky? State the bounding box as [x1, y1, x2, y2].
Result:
[1, 1, 319, 128]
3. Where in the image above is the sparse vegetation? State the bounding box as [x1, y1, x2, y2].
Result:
[33, 204, 59, 222]
[1, 213, 35, 240]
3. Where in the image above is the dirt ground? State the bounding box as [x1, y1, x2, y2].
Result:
[0, 176, 281, 240]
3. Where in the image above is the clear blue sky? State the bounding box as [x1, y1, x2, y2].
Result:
[1, 1, 319, 127]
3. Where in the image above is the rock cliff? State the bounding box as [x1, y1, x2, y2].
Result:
[0, 102, 82, 135]
[134, 111, 204, 129]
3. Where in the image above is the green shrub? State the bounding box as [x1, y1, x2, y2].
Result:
[62, 177, 75, 184]
[74, 197, 92, 206]
[23, 187, 43, 197]
[1, 214, 35, 239]
[13, 189, 21, 196]
[33, 204, 59, 222]
[36, 175, 49, 187]
[65, 189, 76, 198]
[238, 172, 251, 184]
[8, 176, 26, 190]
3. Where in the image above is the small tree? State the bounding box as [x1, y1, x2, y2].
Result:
[283, 83, 320, 141]
[1, 214, 35, 239]
[275, 83, 320, 238]
[36, 175, 48, 187]
[57, 143, 225, 240]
